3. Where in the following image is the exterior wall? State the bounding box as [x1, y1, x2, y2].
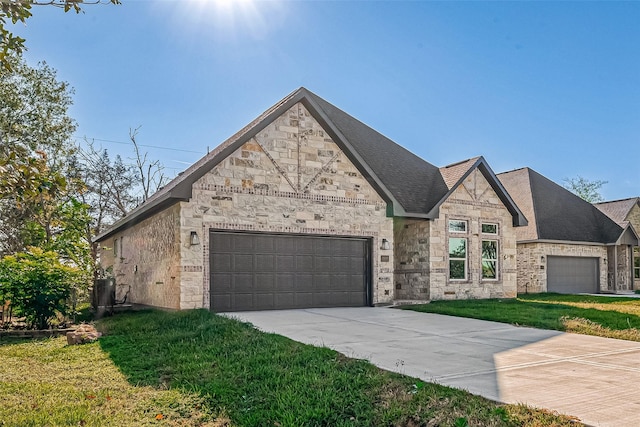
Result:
[180, 102, 394, 309]
[428, 169, 518, 300]
[517, 242, 608, 293]
[627, 204, 640, 290]
[607, 245, 633, 291]
[98, 204, 182, 309]
[393, 218, 430, 300]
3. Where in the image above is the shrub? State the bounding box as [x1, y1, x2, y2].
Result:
[0, 248, 81, 329]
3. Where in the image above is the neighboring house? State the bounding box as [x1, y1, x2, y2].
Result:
[95, 87, 527, 311]
[595, 197, 640, 290]
[497, 168, 639, 294]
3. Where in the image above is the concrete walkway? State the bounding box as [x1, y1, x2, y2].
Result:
[225, 307, 640, 427]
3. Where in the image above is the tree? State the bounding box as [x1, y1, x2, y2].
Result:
[1, 0, 121, 70]
[563, 176, 608, 203]
[0, 247, 82, 329]
[129, 127, 168, 202]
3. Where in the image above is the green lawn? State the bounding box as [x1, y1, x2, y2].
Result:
[0, 309, 581, 427]
[402, 293, 640, 341]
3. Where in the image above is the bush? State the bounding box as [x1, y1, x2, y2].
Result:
[0, 248, 81, 329]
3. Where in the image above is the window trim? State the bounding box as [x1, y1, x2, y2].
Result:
[449, 237, 467, 280]
[481, 222, 498, 235]
[448, 219, 467, 233]
[634, 248, 640, 280]
[481, 239, 499, 280]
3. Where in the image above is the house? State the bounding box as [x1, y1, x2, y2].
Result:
[95, 87, 527, 311]
[595, 197, 640, 290]
[497, 168, 639, 294]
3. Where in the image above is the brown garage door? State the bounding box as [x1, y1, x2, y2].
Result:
[209, 231, 370, 312]
[547, 256, 599, 294]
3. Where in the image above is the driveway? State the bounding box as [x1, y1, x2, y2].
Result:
[226, 307, 640, 427]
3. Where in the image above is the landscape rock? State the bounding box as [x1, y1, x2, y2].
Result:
[66, 324, 102, 345]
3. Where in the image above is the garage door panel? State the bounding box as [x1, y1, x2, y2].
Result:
[254, 274, 274, 291]
[212, 254, 232, 271]
[232, 274, 254, 292]
[276, 255, 295, 270]
[255, 254, 275, 271]
[215, 274, 232, 292]
[254, 235, 275, 251]
[296, 274, 313, 290]
[313, 274, 331, 291]
[211, 231, 369, 312]
[547, 256, 598, 294]
[296, 255, 314, 271]
[233, 236, 255, 251]
[233, 254, 254, 271]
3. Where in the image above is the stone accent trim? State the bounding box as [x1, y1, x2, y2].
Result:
[194, 183, 386, 207]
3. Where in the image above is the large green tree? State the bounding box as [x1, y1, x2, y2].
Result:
[1, 0, 120, 69]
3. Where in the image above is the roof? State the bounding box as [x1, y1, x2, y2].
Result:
[594, 197, 640, 227]
[497, 168, 627, 244]
[96, 87, 526, 241]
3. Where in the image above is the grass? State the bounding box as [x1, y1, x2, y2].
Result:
[1, 309, 581, 427]
[402, 293, 640, 341]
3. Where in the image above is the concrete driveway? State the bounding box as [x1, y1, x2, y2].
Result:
[226, 307, 640, 427]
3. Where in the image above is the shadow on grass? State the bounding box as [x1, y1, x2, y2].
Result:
[96, 309, 530, 427]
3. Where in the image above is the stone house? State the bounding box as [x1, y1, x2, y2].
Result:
[95, 87, 527, 311]
[595, 197, 640, 290]
[497, 168, 639, 294]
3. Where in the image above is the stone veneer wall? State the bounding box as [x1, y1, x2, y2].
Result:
[98, 204, 182, 309]
[517, 242, 608, 294]
[393, 219, 430, 300]
[626, 204, 640, 290]
[180, 102, 394, 309]
[428, 169, 518, 300]
[607, 245, 633, 291]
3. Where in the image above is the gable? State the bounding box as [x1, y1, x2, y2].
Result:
[197, 103, 385, 203]
[447, 168, 511, 209]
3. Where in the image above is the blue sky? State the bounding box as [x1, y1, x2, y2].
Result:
[15, 0, 640, 201]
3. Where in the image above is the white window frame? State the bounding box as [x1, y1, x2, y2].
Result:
[481, 239, 499, 280]
[448, 219, 467, 233]
[481, 222, 498, 235]
[634, 248, 640, 280]
[449, 237, 467, 280]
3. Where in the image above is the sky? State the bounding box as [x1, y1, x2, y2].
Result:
[14, 0, 640, 201]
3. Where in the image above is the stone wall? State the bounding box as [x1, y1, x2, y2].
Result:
[517, 242, 607, 293]
[607, 245, 633, 291]
[428, 169, 518, 300]
[626, 204, 640, 290]
[98, 204, 182, 309]
[180, 102, 394, 309]
[393, 218, 430, 300]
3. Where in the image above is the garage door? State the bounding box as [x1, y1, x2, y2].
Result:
[209, 231, 370, 312]
[547, 256, 599, 294]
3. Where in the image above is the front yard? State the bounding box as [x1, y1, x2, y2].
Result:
[0, 309, 581, 427]
[403, 293, 640, 341]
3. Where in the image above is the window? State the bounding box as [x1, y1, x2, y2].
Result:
[635, 248, 640, 279]
[482, 240, 498, 279]
[482, 223, 498, 234]
[449, 220, 467, 233]
[449, 237, 467, 280]
[113, 238, 118, 257]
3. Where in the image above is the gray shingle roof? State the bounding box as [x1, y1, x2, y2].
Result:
[497, 168, 623, 244]
[96, 87, 526, 241]
[594, 198, 640, 227]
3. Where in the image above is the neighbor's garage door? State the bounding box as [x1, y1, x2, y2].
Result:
[547, 256, 599, 294]
[209, 231, 370, 312]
